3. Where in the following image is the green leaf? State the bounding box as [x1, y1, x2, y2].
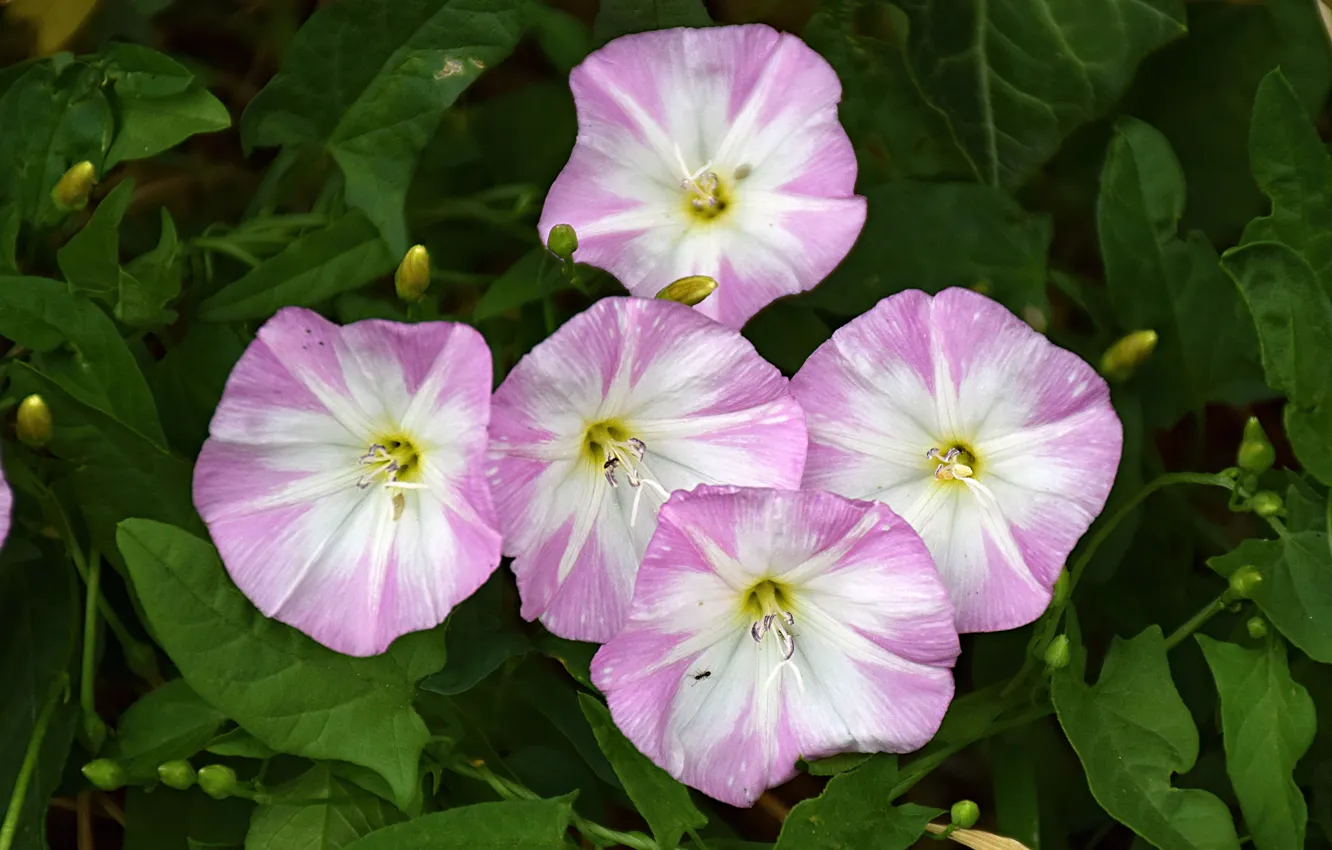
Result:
[198, 212, 395, 321]
[116, 520, 448, 810]
[122, 207, 184, 326]
[593, 0, 711, 42]
[532, 631, 598, 692]
[420, 572, 528, 697]
[799, 752, 872, 777]
[149, 322, 245, 457]
[579, 694, 707, 849]
[123, 787, 253, 850]
[241, 0, 524, 253]
[0, 60, 113, 224]
[106, 87, 231, 169]
[0, 203, 19, 274]
[103, 43, 195, 99]
[0, 542, 79, 850]
[775, 755, 940, 849]
[339, 799, 575, 850]
[1096, 117, 1260, 426]
[247, 763, 404, 850]
[1197, 636, 1316, 850]
[108, 679, 227, 780]
[896, 0, 1185, 189]
[1222, 241, 1332, 485]
[0, 275, 166, 443]
[56, 180, 147, 311]
[204, 727, 277, 759]
[799, 181, 1051, 319]
[513, 661, 620, 790]
[472, 249, 573, 324]
[801, 1, 971, 183]
[1052, 626, 1241, 850]
[1209, 532, 1332, 664]
[1124, 0, 1332, 244]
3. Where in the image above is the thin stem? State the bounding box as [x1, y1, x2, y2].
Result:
[1068, 472, 1235, 592]
[1163, 591, 1231, 652]
[80, 548, 103, 747]
[190, 237, 263, 267]
[77, 792, 93, 850]
[537, 251, 555, 335]
[447, 759, 657, 850]
[0, 675, 67, 850]
[1264, 514, 1288, 538]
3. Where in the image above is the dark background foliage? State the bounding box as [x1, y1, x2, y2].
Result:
[1, 0, 1330, 849]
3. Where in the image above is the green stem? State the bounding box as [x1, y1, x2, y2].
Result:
[537, 251, 555, 335]
[0, 675, 67, 850]
[80, 548, 103, 744]
[890, 706, 1053, 801]
[1163, 591, 1232, 652]
[191, 237, 263, 267]
[447, 760, 657, 850]
[1068, 472, 1234, 592]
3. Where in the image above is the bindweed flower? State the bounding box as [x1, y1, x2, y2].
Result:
[538, 25, 866, 330]
[488, 297, 807, 642]
[194, 307, 502, 657]
[792, 288, 1122, 632]
[0, 445, 9, 550]
[593, 486, 958, 807]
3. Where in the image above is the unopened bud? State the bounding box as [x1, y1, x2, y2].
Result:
[124, 641, 161, 683]
[158, 760, 197, 790]
[1228, 565, 1263, 600]
[17, 394, 52, 446]
[51, 161, 97, 212]
[950, 800, 980, 829]
[82, 759, 127, 791]
[394, 245, 430, 303]
[1246, 617, 1268, 640]
[197, 764, 238, 799]
[1237, 417, 1275, 475]
[547, 224, 578, 260]
[656, 275, 718, 307]
[1099, 330, 1157, 381]
[1251, 491, 1283, 518]
[1044, 634, 1070, 670]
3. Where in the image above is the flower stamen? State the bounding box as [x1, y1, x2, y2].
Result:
[927, 446, 974, 480]
[597, 433, 670, 526]
[672, 143, 727, 219]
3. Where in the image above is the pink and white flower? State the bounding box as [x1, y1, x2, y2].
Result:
[0, 447, 10, 549]
[538, 24, 866, 330]
[488, 297, 807, 643]
[791, 288, 1122, 633]
[594, 485, 958, 808]
[194, 307, 502, 657]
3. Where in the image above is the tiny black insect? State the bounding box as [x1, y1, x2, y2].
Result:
[691, 670, 711, 682]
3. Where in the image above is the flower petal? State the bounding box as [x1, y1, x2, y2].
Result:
[489, 298, 807, 642]
[594, 486, 957, 808]
[538, 25, 865, 329]
[793, 288, 1122, 632]
[195, 308, 501, 656]
[0, 447, 10, 550]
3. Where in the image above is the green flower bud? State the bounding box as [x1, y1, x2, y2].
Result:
[1237, 417, 1275, 475]
[124, 641, 161, 684]
[1044, 634, 1071, 670]
[197, 764, 239, 799]
[1228, 565, 1263, 600]
[51, 161, 97, 212]
[950, 800, 980, 829]
[1099, 330, 1157, 382]
[1246, 617, 1268, 640]
[394, 245, 430, 303]
[547, 224, 578, 260]
[16, 394, 52, 447]
[82, 758, 127, 791]
[158, 760, 197, 790]
[82, 711, 107, 754]
[655, 275, 718, 307]
[1251, 490, 1283, 518]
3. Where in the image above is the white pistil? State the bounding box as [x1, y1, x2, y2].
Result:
[927, 446, 997, 503]
[751, 605, 805, 693]
[601, 436, 671, 526]
[672, 143, 723, 213]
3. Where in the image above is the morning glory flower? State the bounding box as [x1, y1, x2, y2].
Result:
[593, 485, 958, 808]
[487, 297, 807, 642]
[538, 24, 867, 330]
[194, 307, 502, 657]
[791, 288, 1122, 632]
[0, 449, 10, 549]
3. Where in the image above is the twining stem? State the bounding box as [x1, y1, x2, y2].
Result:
[190, 237, 262, 267]
[80, 548, 103, 748]
[1000, 472, 1237, 700]
[0, 674, 67, 850]
[1163, 591, 1232, 651]
[1067, 472, 1235, 593]
[447, 759, 658, 850]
